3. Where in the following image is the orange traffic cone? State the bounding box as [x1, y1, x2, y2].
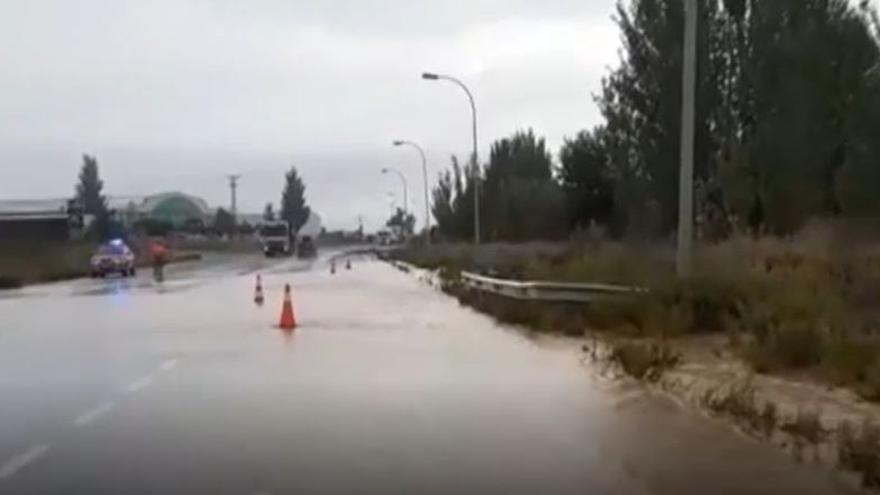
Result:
[279, 283, 297, 330]
[254, 275, 264, 306]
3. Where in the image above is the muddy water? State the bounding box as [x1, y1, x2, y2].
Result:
[0, 255, 857, 494]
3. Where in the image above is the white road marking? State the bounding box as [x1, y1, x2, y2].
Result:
[0, 444, 50, 480]
[125, 375, 154, 394]
[159, 358, 178, 372]
[74, 400, 117, 427]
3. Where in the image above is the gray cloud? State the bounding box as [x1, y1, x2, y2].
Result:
[0, 0, 619, 231]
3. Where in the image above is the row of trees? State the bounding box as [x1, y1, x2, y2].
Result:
[432, 130, 567, 241]
[432, 0, 880, 242]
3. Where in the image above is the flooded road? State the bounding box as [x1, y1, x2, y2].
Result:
[0, 254, 857, 494]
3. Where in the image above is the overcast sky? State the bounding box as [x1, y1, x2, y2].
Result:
[0, 0, 620, 231]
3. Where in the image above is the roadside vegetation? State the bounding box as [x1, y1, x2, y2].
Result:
[0, 241, 97, 287]
[397, 224, 880, 401]
[395, 235, 880, 488]
[0, 239, 204, 288]
[403, 7, 880, 475]
[411, 0, 880, 399]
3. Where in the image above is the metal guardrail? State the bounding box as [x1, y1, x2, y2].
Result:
[460, 271, 645, 303]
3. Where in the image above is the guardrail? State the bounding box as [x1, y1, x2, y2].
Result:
[460, 271, 645, 303]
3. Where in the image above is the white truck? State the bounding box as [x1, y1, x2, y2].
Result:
[258, 221, 291, 257]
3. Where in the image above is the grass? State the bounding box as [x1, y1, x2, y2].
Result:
[782, 408, 827, 446]
[701, 380, 780, 438]
[0, 241, 96, 286]
[607, 341, 681, 382]
[0, 240, 203, 288]
[838, 419, 880, 488]
[397, 227, 880, 397]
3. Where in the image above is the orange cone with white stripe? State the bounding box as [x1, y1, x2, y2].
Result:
[254, 275, 264, 306]
[279, 283, 296, 330]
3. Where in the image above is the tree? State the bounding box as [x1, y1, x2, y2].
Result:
[590, 0, 880, 236]
[74, 154, 110, 239]
[213, 208, 236, 236]
[709, 0, 880, 233]
[482, 129, 565, 241]
[429, 130, 566, 242]
[386, 207, 416, 235]
[430, 156, 472, 240]
[431, 169, 456, 238]
[597, 0, 724, 237]
[262, 203, 276, 222]
[559, 127, 616, 231]
[280, 166, 310, 234]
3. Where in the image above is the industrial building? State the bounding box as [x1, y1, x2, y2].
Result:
[0, 192, 211, 241]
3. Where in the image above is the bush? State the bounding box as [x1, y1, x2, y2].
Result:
[782, 408, 827, 445]
[0, 241, 95, 285]
[701, 380, 779, 438]
[398, 235, 880, 397]
[823, 335, 880, 384]
[746, 324, 825, 372]
[608, 341, 681, 381]
[0, 275, 22, 290]
[860, 359, 880, 402]
[838, 420, 880, 488]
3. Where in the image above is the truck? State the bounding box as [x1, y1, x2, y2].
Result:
[258, 221, 291, 257]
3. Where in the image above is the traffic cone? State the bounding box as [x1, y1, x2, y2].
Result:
[279, 283, 297, 330]
[254, 275, 264, 306]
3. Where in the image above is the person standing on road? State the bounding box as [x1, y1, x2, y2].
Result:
[149, 239, 169, 282]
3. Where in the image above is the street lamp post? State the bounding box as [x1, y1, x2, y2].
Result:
[422, 72, 480, 244]
[393, 140, 430, 243]
[381, 167, 408, 217]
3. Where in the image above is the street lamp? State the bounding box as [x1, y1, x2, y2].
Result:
[421, 71, 480, 244]
[393, 139, 430, 243]
[381, 167, 408, 217]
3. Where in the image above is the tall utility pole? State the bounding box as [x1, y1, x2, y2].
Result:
[422, 72, 480, 244]
[227, 174, 241, 221]
[677, 0, 697, 278]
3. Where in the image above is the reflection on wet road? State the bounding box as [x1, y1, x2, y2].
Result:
[0, 253, 857, 494]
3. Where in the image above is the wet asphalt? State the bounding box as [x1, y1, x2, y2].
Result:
[0, 252, 861, 494]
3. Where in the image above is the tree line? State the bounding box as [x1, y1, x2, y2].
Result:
[432, 0, 880, 242]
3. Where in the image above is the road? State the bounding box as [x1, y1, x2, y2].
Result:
[0, 252, 858, 494]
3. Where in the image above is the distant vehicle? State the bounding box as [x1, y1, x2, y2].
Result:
[376, 230, 392, 246]
[258, 221, 291, 257]
[297, 235, 317, 259]
[90, 239, 136, 278]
